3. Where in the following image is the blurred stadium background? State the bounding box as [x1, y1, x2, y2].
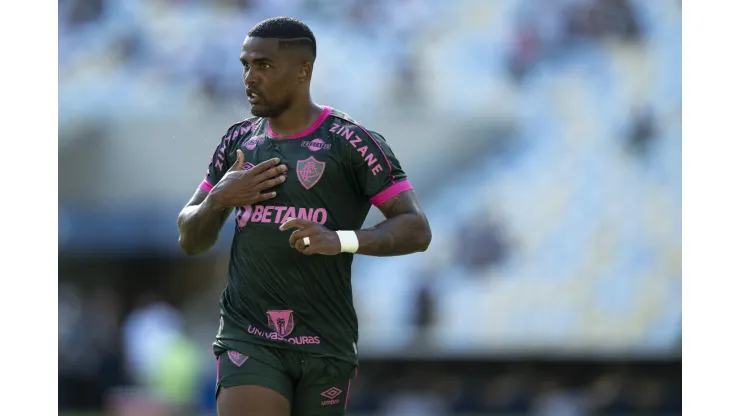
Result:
[58, 0, 681, 415]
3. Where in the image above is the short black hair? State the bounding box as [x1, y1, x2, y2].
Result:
[248, 17, 317, 61]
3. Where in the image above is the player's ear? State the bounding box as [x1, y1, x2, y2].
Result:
[298, 62, 311, 83]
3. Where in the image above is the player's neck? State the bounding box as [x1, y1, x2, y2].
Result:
[267, 101, 324, 138]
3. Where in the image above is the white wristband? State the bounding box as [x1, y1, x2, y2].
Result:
[336, 231, 359, 253]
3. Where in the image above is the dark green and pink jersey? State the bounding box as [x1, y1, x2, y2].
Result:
[200, 106, 411, 364]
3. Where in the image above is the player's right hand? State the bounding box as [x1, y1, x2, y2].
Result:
[208, 150, 287, 208]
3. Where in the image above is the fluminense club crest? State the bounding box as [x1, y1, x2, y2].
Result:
[227, 350, 249, 367]
[296, 156, 326, 190]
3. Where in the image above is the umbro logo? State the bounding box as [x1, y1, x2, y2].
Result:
[320, 387, 342, 406]
[320, 387, 342, 399]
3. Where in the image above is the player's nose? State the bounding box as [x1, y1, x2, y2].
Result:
[243, 69, 255, 86]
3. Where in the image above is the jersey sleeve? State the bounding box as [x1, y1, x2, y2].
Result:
[198, 123, 245, 193]
[345, 125, 413, 206]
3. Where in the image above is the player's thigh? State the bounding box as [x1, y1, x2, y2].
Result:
[218, 384, 291, 416]
[292, 358, 358, 416]
[216, 349, 293, 416]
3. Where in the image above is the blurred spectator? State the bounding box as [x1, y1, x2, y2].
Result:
[411, 275, 437, 345]
[531, 379, 588, 416]
[122, 293, 184, 387]
[566, 0, 641, 42]
[456, 212, 510, 272]
[62, 0, 105, 28]
[508, 26, 541, 83]
[394, 51, 422, 104]
[379, 374, 451, 416]
[59, 282, 99, 409]
[344, 373, 381, 414]
[587, 372, 634, 414]
[151, 331, 201, 407]
[120, 292, 202, 410]
[429, 374, 468, 413]
[626, 105, 658, 156]
[629, 378, 673, 415]
[480, 374, 532, 414]
[59, 283, 127, 409]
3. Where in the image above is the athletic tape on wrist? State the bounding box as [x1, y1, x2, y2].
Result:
[336, 231, 359, 253]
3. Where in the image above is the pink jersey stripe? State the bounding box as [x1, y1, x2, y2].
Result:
[267, 106, 332, 139]
[332, 115, 396, 183]
[369, 180, 413, 206]
[199, 179, 215, 193]
[345, 378, 352, 410]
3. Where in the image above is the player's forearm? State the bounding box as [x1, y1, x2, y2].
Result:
[177, 196, 231, 255]
[355, 213, 431, 256]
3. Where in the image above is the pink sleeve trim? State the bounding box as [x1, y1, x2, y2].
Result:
[369, 180, 413, 206]
[199, 179, 215, 193]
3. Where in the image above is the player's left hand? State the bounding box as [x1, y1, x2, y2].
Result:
[279, 218, 341, 255]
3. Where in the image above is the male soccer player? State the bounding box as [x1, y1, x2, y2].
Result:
[177, 17, 432, 416]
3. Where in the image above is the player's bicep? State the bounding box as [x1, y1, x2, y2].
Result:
[376, 189, 423, 219]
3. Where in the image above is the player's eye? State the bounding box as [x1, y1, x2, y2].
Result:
[260, 63, 271, 69]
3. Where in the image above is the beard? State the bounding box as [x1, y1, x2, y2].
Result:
[250, 98, 290, 118]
